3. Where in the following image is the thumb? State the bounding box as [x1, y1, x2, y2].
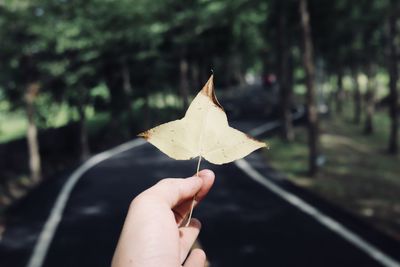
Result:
[147, 176, 203, 208]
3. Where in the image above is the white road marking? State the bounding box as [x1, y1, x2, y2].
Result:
[235, 158, 400, 267]
[249, 121, 280, 137]
[26, 139, 145, 267]
[26, 108, 398, 267]
[26, 106, 301, 267]
[248, 106, 304, 137]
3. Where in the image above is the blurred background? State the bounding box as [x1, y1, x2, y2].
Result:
[0, 0, 400, 266]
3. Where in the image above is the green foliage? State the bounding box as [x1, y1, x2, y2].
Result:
[0, 0, 397, 136]
[0, 102, 110, 143]
[0, 0, 273, 122]
[309, 0, 391, 73]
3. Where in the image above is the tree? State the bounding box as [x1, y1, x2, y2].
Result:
[29, 0, 101, 160]
[0, 3, 44, 182]
[276, 0, 294, 141]
[387, 3, 399, 153]
[357, 1, 387, 135]
[179, 54, 190, 110]
[364, 65, 376, 135]
[308, 0, 352, 116]
[25, 83, 42, 182]
[336, 70, 344, 114]
[352, 68, 362, 124]
[299, 0, 319, 176]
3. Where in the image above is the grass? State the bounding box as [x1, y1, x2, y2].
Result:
[0, 90, 183, 144]
[0, 111, 27, 143]
[0, 108, 110, 144]
[264, 106, 400, 240]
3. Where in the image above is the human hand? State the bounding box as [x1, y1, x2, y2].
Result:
[111, 169, 215, 267]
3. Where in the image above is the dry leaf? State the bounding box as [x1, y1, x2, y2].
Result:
[138, 75, 267, 164]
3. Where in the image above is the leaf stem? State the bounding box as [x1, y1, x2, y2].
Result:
[185, 155, 202, 227]
[196, 154, 202, 175]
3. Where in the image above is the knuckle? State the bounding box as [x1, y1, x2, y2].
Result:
[129, 193, 145, 208]
[157, 178, 181, 195]
[157, 178, 176, 187]
[130, 190, 153, 207]
[130, 178, 183, 209]
[193, 248, 206, 261]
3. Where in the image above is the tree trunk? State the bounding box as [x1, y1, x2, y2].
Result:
[299, 0, 319, 176]
[0, 177, 16, 202]
[121, 62, 135, 135]
[364, 66, 376, 135]
[104, 62, 131, 123]
[388, 11, 399, 154]
[77, 99, 90, 161]
[122, 62, 133, 97]
[190, 61, 201, 90]
[25, 83, 42, 182]
[277, 1, 294, 141]
[232, 55, 246, 86]
[199, 60, 209, 88]
[179, 55, 190, 110]
[336, 70, 344, 115]
[352, 69, 362, 124]
[143, 87, 151, 129]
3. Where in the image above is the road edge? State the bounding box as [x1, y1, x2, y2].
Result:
[26, 139, 145, 267]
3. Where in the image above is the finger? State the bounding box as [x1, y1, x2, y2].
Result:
[183, 248, 206, 267]
[179, 219, 201, 264]
[146, 176, 203, 208]
[194, 169, 215, 202]
[173, 170, 215, 224]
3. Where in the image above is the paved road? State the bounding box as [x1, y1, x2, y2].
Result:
[1, 119, 400, 267]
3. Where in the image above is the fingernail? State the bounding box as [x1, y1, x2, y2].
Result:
[190, 218, 202, 228]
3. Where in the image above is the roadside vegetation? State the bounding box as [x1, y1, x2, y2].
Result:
[265, 103, 400, 240]
[0, 90, 182, 224]
[0, 91, 182, 144]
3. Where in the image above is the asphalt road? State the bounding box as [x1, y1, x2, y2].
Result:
[1, 119, 400, 267]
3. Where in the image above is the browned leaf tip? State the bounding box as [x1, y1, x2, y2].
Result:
[138, 130, 151, 140]
[246, 133, 268, 148]
[200, 74, 223, 110]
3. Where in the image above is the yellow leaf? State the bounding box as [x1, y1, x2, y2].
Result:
[138, 75, 267, 164]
